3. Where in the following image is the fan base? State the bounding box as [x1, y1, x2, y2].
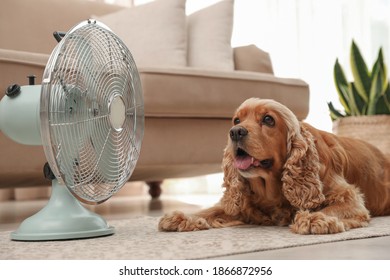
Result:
[11, 180, 115, 241]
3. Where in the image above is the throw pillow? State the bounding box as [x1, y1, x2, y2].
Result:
[234, 45, 274, 74]
[95, 0, 187, 68]
[187, 0, 234, 70]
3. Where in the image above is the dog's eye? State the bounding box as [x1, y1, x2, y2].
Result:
[262, 115, 275, 127]
[233, 118, 240, 125]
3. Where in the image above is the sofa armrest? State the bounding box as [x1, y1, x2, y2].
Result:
[0, 49, 48, 66]
[233, 44, 274, 74]
[0, 49, 48, 98]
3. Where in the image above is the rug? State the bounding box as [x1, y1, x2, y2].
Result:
[1, 216, 390, 260]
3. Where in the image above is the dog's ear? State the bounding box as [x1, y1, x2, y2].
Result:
[282, 125, 325, 209]
[220, 146, 246, 216]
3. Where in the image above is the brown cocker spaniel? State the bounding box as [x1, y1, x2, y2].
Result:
[158, 98, 390, 234]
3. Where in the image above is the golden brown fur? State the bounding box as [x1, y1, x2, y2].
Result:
[158, 98, 390, 234]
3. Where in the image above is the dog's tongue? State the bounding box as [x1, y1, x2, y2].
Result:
[234, 156, 259, 170]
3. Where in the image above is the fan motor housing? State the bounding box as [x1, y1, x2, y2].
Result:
[0, 85, 42, 145]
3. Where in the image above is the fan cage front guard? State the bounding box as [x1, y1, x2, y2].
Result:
[40, 19, 144, 204]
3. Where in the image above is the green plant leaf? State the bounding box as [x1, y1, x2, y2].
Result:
[353, 84, 367, 114]
[333, 59, 351, 114]
[350, 40, 370, 103]
[372, 48, 383, 76]
[340, 83, 355, 114]
[375, 77, 390, 114]
[327, 102, 346, 121]
[371, 47, 388, 90]
[384, 83, 390, 111]
[367, 68, 382, 115]
[367, 59, 388, 115]
[375, 94, 390, 114]
[330, 40, 390, 118]
[384, 83, 390, 112]
[349, 82, 366, 115]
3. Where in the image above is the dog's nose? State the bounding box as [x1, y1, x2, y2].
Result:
[229, 126, 248, 142]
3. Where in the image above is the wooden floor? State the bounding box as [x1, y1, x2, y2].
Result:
[0, 193, 220, 231]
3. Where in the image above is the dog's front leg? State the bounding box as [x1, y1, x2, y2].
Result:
[158, 204, 244, 232]
[290, 176, 370, 234]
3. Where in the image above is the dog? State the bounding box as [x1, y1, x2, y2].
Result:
[158, 98, 390, 234]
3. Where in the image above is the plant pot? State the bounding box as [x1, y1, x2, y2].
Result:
[332, 115, 390, 156]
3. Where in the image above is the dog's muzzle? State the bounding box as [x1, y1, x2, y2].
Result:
[230, 126, 248, 142]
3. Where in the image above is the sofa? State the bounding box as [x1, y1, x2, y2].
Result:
[0, 0, 310, 198]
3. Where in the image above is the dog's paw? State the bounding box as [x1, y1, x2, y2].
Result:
[158, 211, 211, 232]
[290, 210, 345, 234]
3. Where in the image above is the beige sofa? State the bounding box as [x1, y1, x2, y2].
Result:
[0, 0, 310, 196]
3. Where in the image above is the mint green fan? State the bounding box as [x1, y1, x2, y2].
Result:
[0, 19, 144, 241]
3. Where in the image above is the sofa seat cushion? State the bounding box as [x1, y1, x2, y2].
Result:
[140, 67, 310, 120]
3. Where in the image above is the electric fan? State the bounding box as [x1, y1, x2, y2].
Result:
[0, 19, 144, 241]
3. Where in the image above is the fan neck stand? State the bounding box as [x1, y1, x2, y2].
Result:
[11, 165, 115, 241]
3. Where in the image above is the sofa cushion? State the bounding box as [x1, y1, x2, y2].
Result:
[187, 0, 234, 70]
[139, 67, 309, 120]
[95, 0, 187, 68]
[234, 44, 274, 74]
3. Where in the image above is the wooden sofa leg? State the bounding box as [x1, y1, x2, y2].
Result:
[147, 181, 163, 199]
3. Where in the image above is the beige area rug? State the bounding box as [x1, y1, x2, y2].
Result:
[1, 216, 390, 260]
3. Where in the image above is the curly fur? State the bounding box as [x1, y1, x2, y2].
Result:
[282, 125, 325, 209]
[158, 98, 390, 234]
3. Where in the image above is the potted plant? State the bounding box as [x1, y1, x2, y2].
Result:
[328, 40, 390, 155]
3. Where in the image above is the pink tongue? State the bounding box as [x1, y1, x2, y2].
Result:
[234, 156, 253, 170]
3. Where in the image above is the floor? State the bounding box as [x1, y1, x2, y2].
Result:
[1, 185, 390, 260]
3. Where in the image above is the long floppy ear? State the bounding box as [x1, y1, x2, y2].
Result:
[281, 124, 325, 209]
[219, 146, 248, 216]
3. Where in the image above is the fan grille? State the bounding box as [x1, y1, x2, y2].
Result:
[40, 20, 144, 203]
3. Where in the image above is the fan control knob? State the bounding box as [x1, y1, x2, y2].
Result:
[5, 84, 21, 97]
[27, 75, 36, 85]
